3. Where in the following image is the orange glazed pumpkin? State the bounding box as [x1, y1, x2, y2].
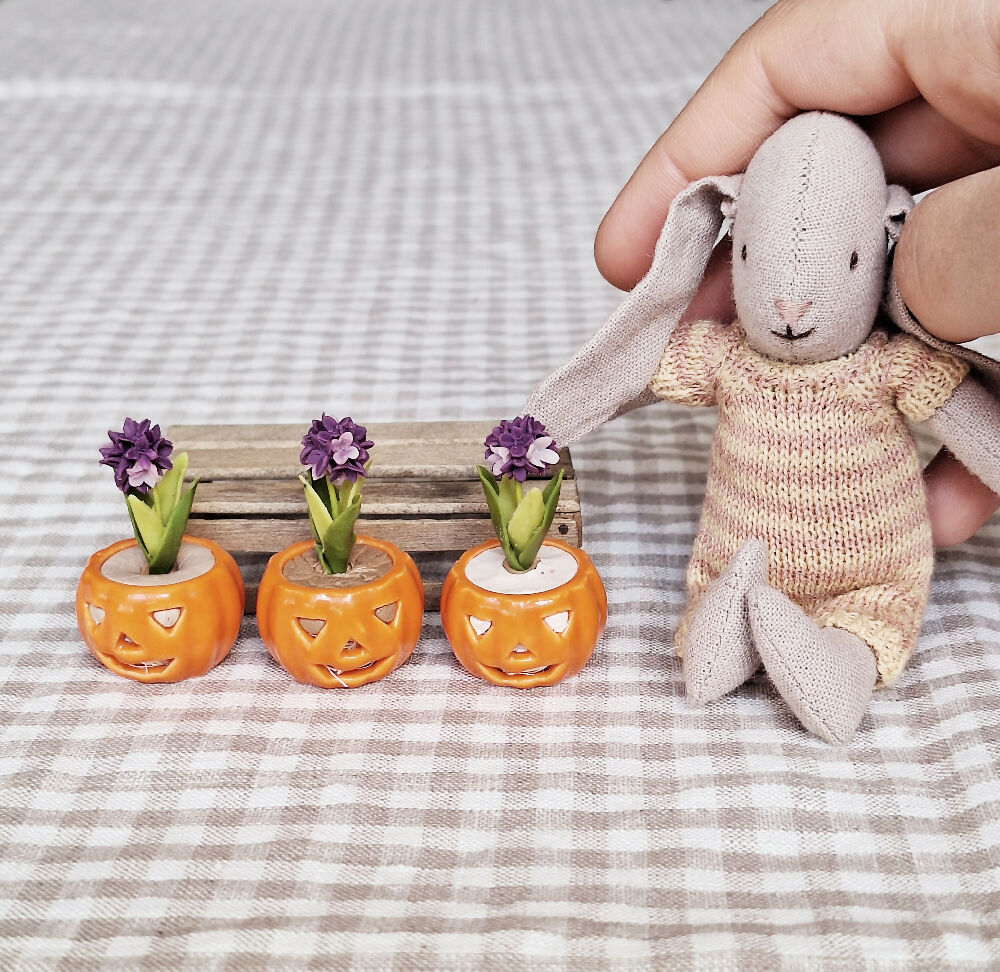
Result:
[256, 536, 423, 688]
[440, 538, 607, 688]
[76, 536, 244, 683]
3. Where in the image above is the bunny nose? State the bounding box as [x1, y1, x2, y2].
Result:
[774, 298, 812, 325]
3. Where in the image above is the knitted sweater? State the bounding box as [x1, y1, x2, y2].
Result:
[650, 319, 969, 685]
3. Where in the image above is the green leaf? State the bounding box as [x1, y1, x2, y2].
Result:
[479, 465, 530, 570]
[541, 468, 564, 509]
[127, 494, 165, 557]
[156, 452, 190, 522]
[508, 487, 544, 553]
[516, 526, 545, 570]
[340, 475, 365, 515]
[147, 479, 198, 574]
[511, 470, 564, 571]
[477, 465, 508, 543]
[478, 465, 499, 494]
[125, 496, 149, 559]
[151, 478, 167, 524]
[310, 474, 332, 516]
[320, 502, 361, 573]
[498, 475, 522, 524]
[314, 541, 334, 573]
[300, 475, 334, 544]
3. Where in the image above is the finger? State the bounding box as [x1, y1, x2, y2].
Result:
[924, 448, 1000, 547]
[887, 1, 1000, 148]
[894, 165, 1000, 343]
[863, 98, 1000, 192]
[595, 0, 916, 290]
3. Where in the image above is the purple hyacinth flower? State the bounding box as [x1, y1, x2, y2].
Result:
[99, 417, 173, 495]
[300, 414, 374, 483]
[484, 415, 560, 482]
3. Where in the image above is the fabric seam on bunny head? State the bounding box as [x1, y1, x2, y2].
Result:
[789, 126, 821, 302]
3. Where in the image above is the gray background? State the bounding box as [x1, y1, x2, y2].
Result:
[2, 1, 999, 968]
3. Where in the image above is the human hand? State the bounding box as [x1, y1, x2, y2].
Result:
[596, 0, 1000, 544]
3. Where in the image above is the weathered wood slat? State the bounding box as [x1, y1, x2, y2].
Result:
[172, 421, 557, 450]
[172, 421, 573, 483]
[172, 421, 475, 447]
[186, 514, 582, 553]
[193, 478, 580, 516]
[184, 446, 572, 482]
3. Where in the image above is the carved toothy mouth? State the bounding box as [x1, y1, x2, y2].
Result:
[313, 653, 397, 688]
[478, 663, 566, 687]
[125, 659, 172, 673]
[101, 635, 174, 677]
[322, 659, 375, 677]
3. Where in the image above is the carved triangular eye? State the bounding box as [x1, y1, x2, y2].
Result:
[297, 618, 326, 637]
[469, 616, 492, 635]
[152, 607, 181, 628]
[374, 602, 398, 624]
[88, 604, 105, 625]
[543, 611, 570, 633]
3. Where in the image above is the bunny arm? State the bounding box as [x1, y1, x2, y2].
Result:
[925, 375, 1000, 496]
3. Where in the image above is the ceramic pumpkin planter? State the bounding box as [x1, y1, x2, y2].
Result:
[79, 417, 244, 682]
[76, 536, 243, 682]
[442, 415, 607, 687]
[257, 415, 423, 687]
[441, 538, 606, 687]
[257, 536, 423, 688]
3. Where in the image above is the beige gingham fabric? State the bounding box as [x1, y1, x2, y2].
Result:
[1, 1, 999, 968]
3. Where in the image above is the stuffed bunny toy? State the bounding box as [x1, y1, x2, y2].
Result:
[524, 111, 1000, 744]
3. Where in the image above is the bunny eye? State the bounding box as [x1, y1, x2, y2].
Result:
[740, 244, 747, 262]
[849, 250, 859, 270]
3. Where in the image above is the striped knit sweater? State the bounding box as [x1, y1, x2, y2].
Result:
[650, 319, 969, 686]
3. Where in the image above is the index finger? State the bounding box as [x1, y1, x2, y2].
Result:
[595, 0, 918, 290]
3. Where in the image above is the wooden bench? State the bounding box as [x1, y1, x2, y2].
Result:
[168, 422, 582, 611]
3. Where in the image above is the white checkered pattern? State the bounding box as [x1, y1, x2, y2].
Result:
[2, 0, 999, 968]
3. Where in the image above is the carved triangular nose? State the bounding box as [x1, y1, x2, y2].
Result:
[774, 298, 812, 325]
[507, 645, 536, 665]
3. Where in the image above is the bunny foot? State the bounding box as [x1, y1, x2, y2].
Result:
[746, 584, 877, 744]
[682, 539, 768, 704]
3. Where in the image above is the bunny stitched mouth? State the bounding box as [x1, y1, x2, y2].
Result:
[772, 326, 815, 342]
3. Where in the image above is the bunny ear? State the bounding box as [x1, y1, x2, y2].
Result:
[884, 184, 913, 245]
[522, 174, 742, 445]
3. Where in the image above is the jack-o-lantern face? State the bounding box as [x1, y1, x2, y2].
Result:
[256, 537, 423, 688]
[76, 537, 244, 683]
[441, 539, 607, 688]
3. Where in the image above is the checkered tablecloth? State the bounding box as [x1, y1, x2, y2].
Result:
[2, 1, 999, 968]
